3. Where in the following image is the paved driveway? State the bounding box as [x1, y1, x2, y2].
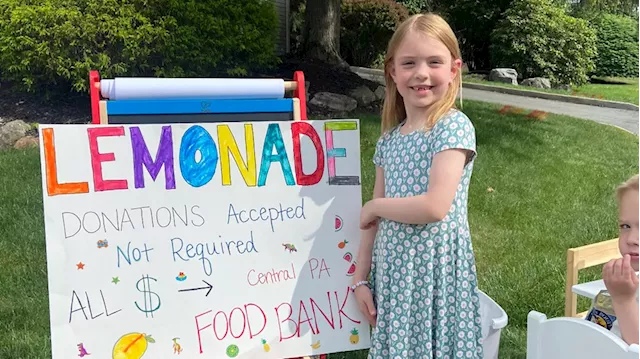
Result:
[462, 88, 639, 135]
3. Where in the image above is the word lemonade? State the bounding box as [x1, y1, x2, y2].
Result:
[39, 120, 370, 359]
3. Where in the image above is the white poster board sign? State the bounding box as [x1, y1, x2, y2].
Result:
[38, 120, 369, 359]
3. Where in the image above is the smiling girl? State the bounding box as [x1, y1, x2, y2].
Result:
[351, 13, 483, 359]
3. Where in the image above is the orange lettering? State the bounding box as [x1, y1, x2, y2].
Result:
[43, 128, 89, 196]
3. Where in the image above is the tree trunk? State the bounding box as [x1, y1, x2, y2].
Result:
[302, 0, 348, 68]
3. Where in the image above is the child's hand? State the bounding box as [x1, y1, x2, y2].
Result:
[360, 200, 379, 230]
[603, 254, 639, 302]
[354, 285, 377, 326]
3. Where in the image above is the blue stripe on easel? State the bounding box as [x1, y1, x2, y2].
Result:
[106, 98, 294, 115]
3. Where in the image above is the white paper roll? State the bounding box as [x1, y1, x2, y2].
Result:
[100, 77, 285, 100]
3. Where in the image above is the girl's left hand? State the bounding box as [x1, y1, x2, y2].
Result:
[360, 200, 379, 230]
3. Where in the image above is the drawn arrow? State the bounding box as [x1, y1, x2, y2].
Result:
[178, 280, 213, 297]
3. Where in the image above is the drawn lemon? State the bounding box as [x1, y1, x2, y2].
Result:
[593, 316, 608, 328]
[112, 332, 155, 359]
[226, 344, 239, 358]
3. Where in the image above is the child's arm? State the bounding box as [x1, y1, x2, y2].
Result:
[613, 298, 639, 345]
[361, 148, 469, 226]
[354, 166, 385, 283]
[604, 255, 639, 345]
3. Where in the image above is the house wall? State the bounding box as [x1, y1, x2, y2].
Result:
[273, 0, 290, 55]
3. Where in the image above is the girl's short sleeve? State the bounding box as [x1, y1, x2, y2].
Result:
[373, 135, 386, 168]
[430, 110, 477, 163]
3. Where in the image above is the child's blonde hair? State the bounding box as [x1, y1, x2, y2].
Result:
[616, 174, 639, 203]
[381, 13, 462, 134]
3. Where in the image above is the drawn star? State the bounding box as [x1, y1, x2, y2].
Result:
[112, 277, 120, 284]
[76, 262, 85, 270]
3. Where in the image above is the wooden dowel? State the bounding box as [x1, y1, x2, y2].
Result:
[284, 81, 298, 91]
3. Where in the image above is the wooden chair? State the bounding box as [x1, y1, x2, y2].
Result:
[565, 238, 621, 318]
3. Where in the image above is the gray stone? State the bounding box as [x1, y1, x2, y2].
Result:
[521, 77, 551, 89]
[374, 86, 386, 101]
[0, 120, 31, 150]
[349, 86, 376, 106]
[489, 68, 518, 85]
[305, 81, 310, 102]
[14, 136, 39, 150]
[555, 84, 572, 91]
[309, 92, 358, 112]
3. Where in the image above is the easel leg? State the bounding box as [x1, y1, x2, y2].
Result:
[293, 98, 301, 121]
[99, 101, 108, 124]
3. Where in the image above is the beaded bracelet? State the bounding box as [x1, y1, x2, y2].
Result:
[350, 280, 369, 292]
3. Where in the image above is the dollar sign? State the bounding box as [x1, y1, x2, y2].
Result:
[135, 274, 161, 318]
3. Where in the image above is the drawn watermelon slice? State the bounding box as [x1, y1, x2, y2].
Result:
[343, 252, 353, 262]
[346, 262, 356, 276]
[335, 215, 343, 231]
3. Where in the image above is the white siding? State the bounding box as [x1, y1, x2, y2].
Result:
[273, 0, 290, 55]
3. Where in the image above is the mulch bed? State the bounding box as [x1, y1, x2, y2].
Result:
[0, 57, 383, 126]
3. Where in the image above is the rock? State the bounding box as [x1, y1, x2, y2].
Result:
[461, 62, 469, 74]
[521, 77, 551, 89]
[374, 86, 386, 101]
[14, 136, 39, 150]
[0, 120, 31, 150]
[349, 86, 376, 106]
[305, 81, 310, 102]
[489, 68, 518, 85]
[309, 92, 358, 112]
[555, 84, 571, 91]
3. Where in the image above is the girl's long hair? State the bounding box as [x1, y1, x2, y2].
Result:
[381, 13, 463, 134]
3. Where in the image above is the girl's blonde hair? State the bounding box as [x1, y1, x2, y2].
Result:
[381, 13, 462, 134]
[616, 174, 639, 203]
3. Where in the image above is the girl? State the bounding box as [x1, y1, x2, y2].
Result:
[351, 13, 483, 358]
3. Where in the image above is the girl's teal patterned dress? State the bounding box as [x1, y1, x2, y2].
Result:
[369, 109, 483, 359]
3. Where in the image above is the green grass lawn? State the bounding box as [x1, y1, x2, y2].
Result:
[1, 100, 638, 359]
[464, 75, 640, 105]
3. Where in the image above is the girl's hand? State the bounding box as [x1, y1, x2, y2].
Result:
[360, 200, 379, 230]
[604, 254, 639, 302]
[354, 285, 377, 326]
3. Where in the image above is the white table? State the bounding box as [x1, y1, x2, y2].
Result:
[572, 279, 606, 300]
[572, 272, 640, 300]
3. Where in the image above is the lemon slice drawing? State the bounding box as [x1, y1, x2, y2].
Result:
[112, 332, 155, 359]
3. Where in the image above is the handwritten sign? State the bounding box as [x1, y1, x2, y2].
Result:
[38, 120, 370, 359]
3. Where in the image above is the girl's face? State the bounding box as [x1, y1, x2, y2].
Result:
[390, 30, 461, 115]
[619, 189, 639, 271]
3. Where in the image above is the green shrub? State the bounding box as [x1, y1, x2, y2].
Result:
[340, 0, 410, 67]
[396, 0, 431, 14]
[490, 0, 598, 86]
[289, 1, 306, 56]
[149, 0, 279, 78]
[0, 0, 279, 95]
[590, 13, 639, 78]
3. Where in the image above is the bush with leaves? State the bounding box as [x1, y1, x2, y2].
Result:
[148, 0, 279, 78]
[590, 13, 638, 78]
[340, 0, 410, 68]
[0, 0, 279, 96]
[490, 0, 597, 86]
[395, 0, 433, 14]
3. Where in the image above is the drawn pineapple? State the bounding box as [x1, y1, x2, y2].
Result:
[261, 339, 270, 352]
[349, 328, 359, 344]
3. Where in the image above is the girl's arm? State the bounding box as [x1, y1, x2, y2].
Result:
[353, 166, 385, 284]
[368, 149, 469, 225]
[613, 298, 639, 345]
